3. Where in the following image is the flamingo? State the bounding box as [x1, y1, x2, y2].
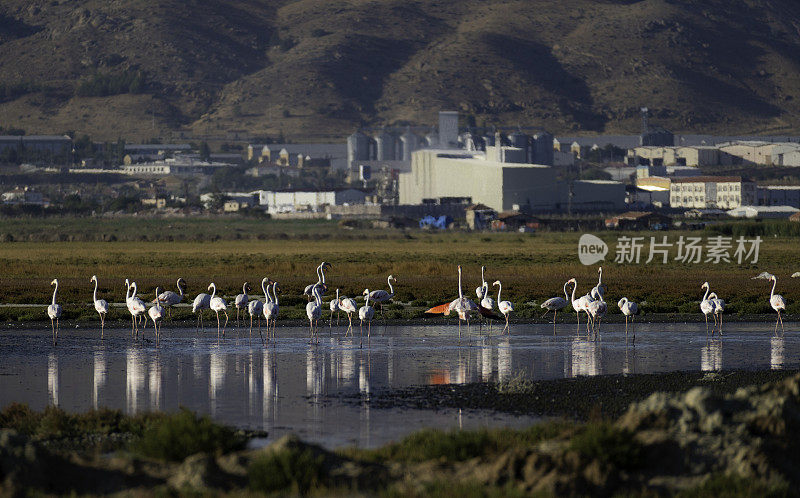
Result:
[708, 292, 725, 336]
[475, 266, 487, 301]
[234, 282, 250, 328]
[448, 265, 479, 336]
[90, 275, 109, 338]
[264, 280, 279, 339]
[207, 283, 229, 338]
[492, 280, 514, 333]
[127, 281, 147, 339]
[306, 284, 322, 341]
[541, 281, 569, 331]
[700, 282, 716, 336]
[192, 290, 211, 332]
[157, 278, 186, 320]
[359, 288, 375, 346]
[47, 279, 62, 345]
[329, 288, 342, 326]
[586, 295, 607, 338]
[304, 262, 331, 300]
[369, 275, 396, 316]
[148, 287, 166, 344]
[768, 274, 786, 336]
[248, 278, 266, 342]
[590, 267, 606, 301]
[567, 278, 594, 334]
[339, 294, 358, 334]
[617, 297, 639, 342]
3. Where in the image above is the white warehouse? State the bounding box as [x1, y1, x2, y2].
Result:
[255, 189, 366, 213]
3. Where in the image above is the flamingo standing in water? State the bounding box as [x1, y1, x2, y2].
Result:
[369, 275, 396, 317]
[90, 275, 109, 338]
[617, 297, 639, 342]
[492, 280, 514, 333]
[359, 289, 375, 347]
[126, 280, 147, 339]
[248, 278, 266, 342]
[207, 283, 228, 338]
[590, 267, 606, 300]
[192, 290, 211, 332]
[700, 282, 716, 336]
[586, 295, 607, 338]
[567, 278, 594, 335]
[709, 292, 725, 336]
[768, 274, 786, 336]
[306, 284, 322, 342]
[339, 294, 358, 334]
[148, 287, 166, 344]
[304, 262, 331, 300]
[157, 278, 186, 320]
[330, 288, 342, 326]
[47, 279, 62, 345]
[541, 281, 569, 332]
[264, 280, 279, 339]
[479, 281, 497, 331]
[475, 266, 487, 301]
[234, 282, 250, 328]
[425, 265, 478, 336]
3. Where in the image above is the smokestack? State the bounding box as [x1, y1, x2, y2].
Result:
[640, 107, 649, 135]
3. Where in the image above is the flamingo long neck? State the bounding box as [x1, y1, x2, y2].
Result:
[262, 280, 270, 303]
[481, 267, 485, 286]
[155, 288, 161, 304]
[177, 279, 184, 296]
[570, 280, 578, 306]
[457, 268, 463, 300]
[242, 282, 248, 295]
[771, 278, 777, 300]
[125, 280, 131, 301]
[597, 268, 603, 287]
[702, 286, 710, 302]
[52, 281, 58, 306]
[336, 288, 339, 301]
[131, 282, 138, 299]
[315, 286, 322, 306]
[209, 284, 216, 300]
[364, 290, 370, 307]
[563, 281, 569, 302]
[320, 265, 327, 285]
[315, 264, 322, 285]
[496, 282, 502, 303]
[387, 277, 394, 295]
[93, 279, 98, 303]
[272, 283, 279, 306]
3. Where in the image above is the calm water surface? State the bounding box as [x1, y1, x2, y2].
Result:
[0, 321, 796, 448]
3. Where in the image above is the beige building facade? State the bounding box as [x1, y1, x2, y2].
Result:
[669, 176, 756, 209]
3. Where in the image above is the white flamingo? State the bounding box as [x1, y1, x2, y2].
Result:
[304, 262, 331, 300]
[127, 281, 147, 339]
[492, 280, 514, 333]
[248, 278, 266, 342]
[567, 278, 594, 334]
[359, 288, 376, 346]
[768, 274, 786, 336]
[700, 282, 716, 336]
[148, 287, 166, 344]
[264, 280, 279, 339]
[192, 290, 211, 332]
[208, 283, 228, 338]
[617, 297, 639, 342]
[90, 275, 109, 338]
[369, 275, 396, 316]
[339, 294, 358, 334]
[234, 282, 250, 328]
[475, 266, 487, 300]
[541, 281, 569, 330]
[306, 284, 322, 341]
[709, 291, 725, 336]
[590, 267, 606, 300]
[47, 279, 62, 345]
[330, 288, 342, 326]
[586, 295, 607, 338]
[157, 278, 186, 320]
[449, 265, 478, 336]
[478, 281, 496, 331]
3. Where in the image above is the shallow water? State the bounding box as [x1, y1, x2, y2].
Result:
[0, 320, 796, 448]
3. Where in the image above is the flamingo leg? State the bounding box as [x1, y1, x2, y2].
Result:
[56, 319, 59, 344]
[223, 311, 229, 337]
[360, 319, 363, 348]
[368, 320, 371, 345]
[705, 314, 709, 336]
[249, 315, 253, 344]
[718, 314, 723, 336]
[624, 316, 628, 341]
[779, 312, 785, 336]
[51, 319, 56, 346]
[553, 310, 557, 335]
[216, 311, 221, 339]
[632, 315, 636, 344]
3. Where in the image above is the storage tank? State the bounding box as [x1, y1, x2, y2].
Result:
[375, 128, 396, 161]
[509, 129, 530, 162]
[347, 130, 372, 166]
[424, 127, 439, 147]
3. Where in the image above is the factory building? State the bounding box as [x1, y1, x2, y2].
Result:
[628, 146, 721, 167]
[254, 189, 367, 213]
[758, 186, 800, 208]
[570, 180, 627, 212]
[398, 149, 561, 212]
[669, 176, 756, 209]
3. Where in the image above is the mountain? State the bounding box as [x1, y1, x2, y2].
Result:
[1, 0, 800, 141]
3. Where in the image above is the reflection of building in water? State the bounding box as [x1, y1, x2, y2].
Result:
[569, 338, 601, 377]
[209, 351, 226, 416]
[771, 336, 784, 370]
[497, 337, 511, 382]
[262, 349, 278, 431]
[701, 341, 722, 371]
[126, 348, 145, 414]
[93, 350, 106, 409]
[48, 354, 59, 406]
[149, 357, 162, 410]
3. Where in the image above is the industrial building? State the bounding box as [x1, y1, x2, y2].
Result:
[758, 186, 800, 208]
[0, 135, 71, 154]
[669, 176, 756, 209]
[248, 143, 346, 169]
[628, 146, 721, 167]
[254, 189, 367, 213]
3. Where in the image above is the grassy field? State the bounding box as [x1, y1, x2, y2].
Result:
[1, 217, 799, 323]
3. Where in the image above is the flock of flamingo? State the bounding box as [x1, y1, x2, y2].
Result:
[44, 263, 789, 346]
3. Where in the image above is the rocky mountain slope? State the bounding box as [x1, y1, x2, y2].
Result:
[1, 0, 800, 140]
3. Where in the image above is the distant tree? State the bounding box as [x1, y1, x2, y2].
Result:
[579, 167, 613, 181]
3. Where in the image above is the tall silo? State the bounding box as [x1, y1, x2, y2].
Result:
[347, 130, 372, 166]
[425, 127, 439, 147]
[399, 128, 419, 161]
[375, 128, 396, 161]
[509, 129, 530, 161]
[532, 131, 555, 165]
